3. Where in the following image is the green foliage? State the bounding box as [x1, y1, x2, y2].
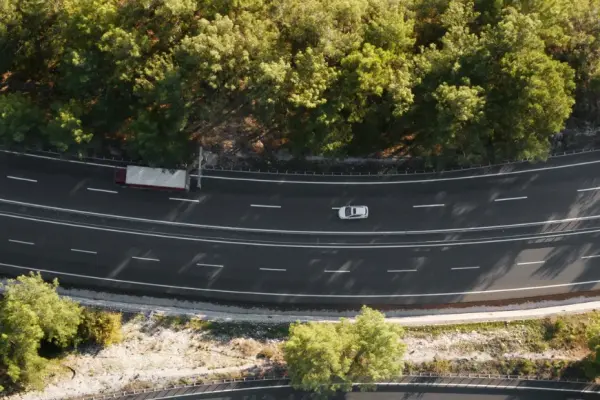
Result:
[284, 306, 406, 394]
[0, 0, 595, 165]
[0, 273, 82, 389]
[78, 309, 123, 346]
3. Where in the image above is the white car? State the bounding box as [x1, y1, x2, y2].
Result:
[338, 205, 369, 220]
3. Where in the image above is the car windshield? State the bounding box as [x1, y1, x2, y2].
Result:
[345, 207, 352, 216]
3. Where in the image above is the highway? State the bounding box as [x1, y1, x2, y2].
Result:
[3, 150, 600, 306]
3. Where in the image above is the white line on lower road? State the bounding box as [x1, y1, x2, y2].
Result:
[8, 239, 34, 245]
[324, 270, 350, 273]
[577, 186, 600, 192]
[5, 260, 600, 298]
[494, 196, 528, 202]
[260, 268, 287, 272]
[582, 255, 600, 259]
[387, 269, 418, 273]
[517, 261, 545, 265]
[131, 256, 160, 262]
[331, 207, 341, 210]
[250, 204, 281, 208]
[6, 175, 37, 183]
[196, 263, 224, 268]
[70, 248, 97, 254]
[451, 266, 480, 270]
[169, 197, 200, 203]
[87, 187, 118, 194]
[412, 204, 445, 208]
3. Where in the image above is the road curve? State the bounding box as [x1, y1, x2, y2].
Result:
[3, 151, 600, 306]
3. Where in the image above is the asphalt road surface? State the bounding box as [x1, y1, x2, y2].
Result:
[3, 150, 600, 306]
[131, 386, 599, 400]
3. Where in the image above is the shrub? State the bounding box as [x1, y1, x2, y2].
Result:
[78, 309, 123, 346]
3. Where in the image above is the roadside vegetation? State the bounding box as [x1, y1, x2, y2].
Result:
[2, 0, 600, 168]
[5, 273, 600, 399]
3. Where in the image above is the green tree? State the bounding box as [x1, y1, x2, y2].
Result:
[0, 273, 83, 389]
[284, 306, 405, 394]
[0, 93, 44, 145]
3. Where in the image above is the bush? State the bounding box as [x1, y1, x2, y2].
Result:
[78, 309, 123, 346]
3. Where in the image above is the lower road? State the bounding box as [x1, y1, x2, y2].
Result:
[162, 387, 593, 399]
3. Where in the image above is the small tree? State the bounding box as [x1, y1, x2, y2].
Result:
[284, 306, 406, 394]
[0, 273, 83, 389]
[78, 309, 123, 346]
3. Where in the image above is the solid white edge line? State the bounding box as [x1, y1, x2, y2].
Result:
[87, 187, 118, 194]
[577, 186, 600, 192]
[6, 175, 37, 183]
[5, 210, 600, 250]
[169, 197, 200, 203]
[196, 263, 224, 268]
[387, 269, 418, 273]
[200, 156, 600, 185]
[5, 260, 600, 298]
[494, 196, 528, 202]
[412, 204, 445, 208]
[582, 255, 600, 259]
[517, 261, 545, 265]
[5, 197, 599, 236]
[451, 266, 480, 270]
[8, 239, 35, 245]
[5, 147, 600, 185]
[250, 204, 281, 208]
[131, 256, 160, 262]
[259, 268, 287, 272]
[70, 248, 97, 255]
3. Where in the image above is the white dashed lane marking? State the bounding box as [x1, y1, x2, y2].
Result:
[260, 268, 287, 272]
[70, 248, 97, 255]
[451, 266, 480, 270]
[250, 204, 281, 208]
[8, 239, 35, 245]
[494, 196, 528, 202]
[169, 197, 200, 203]
[131, 256, 160, 262]
[87, 187, 118, 194]
[196, 263, 224, 268]
[412, 204, 445, 208]
[7, 175, 37, 183]
[517, 261, 545, 265]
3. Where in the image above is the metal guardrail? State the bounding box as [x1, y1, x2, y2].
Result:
[67, 373, 598, 400]
[3, 145, 600, 177]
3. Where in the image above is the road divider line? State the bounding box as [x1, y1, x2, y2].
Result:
[517, 261, 545, 265]
[70, 248, 97, 255]
[8, 239, 34, 245]
[6, 197, 600, 236]
[412, 204, 445, 208]
[331, 207, 342, 210]
[387, 269, 417, 273]
[577, 186, 600, 192]
[131, 256, 160, 262]
[582, 255, 600, 259]
[196, 263, 224, 268]
[250, 204, 281, 209]
[5, 210, 600, 249]
[5, 260, 600, 298]
[169, 197, 200, 203]
[260, 268, 287, 272]
[6, 175, 37, 183]
[494, 196, 528, 202]
[324, 270, 350, 273]
[451, 266, 480, 270]
[87, 187, 118, 194]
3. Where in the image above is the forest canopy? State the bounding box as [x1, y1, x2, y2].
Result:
[1, 0, 599, 167]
